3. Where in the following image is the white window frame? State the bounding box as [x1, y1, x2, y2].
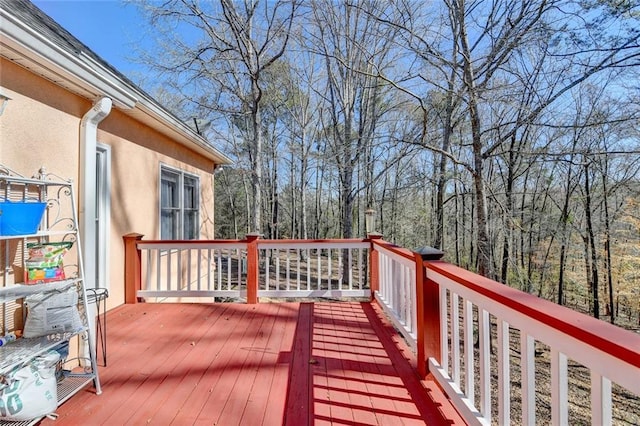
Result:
[95, 143, 111, 290]
[159, 165, 200, 240]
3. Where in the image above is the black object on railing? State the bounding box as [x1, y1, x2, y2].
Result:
[414, 246, 445, 261]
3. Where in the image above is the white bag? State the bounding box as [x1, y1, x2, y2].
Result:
[0, 350, 60, 421]
[24, 286, 84, 338]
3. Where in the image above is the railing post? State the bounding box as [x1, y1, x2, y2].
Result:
[246, 233, 260, 304]
[368, 233, 383, 301]
[415, 246, 445, 378]
[415, 253, 428, 377]
[123, 233, 144, 304]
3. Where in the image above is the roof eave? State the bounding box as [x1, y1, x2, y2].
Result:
[0, 8, 138, 109]
[0, 7, 232, 166]
[134, 97, 232, 165]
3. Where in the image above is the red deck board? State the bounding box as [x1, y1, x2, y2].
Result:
[240, 304, 293, 425]
[40, 301, 465, 426]
[170, 304, 264, 424]
[49, 304, 208, 422]
[151, 303, 247, 424]
[115, 312, 213, 417]
[317, 303, 404, 426]
[262, 304, 299, 426]
[113, 303, 234, 424]
[283, 302, 313, 426]
[342, 306, 391, 425]
[215, 302, 279, 425]
[363, 302, 462, 424]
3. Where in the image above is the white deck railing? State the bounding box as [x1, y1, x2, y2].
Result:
[258, 240, 370, 298]
[137, 240, 249, 300]
[368, 240, 639, 426]
[134, 238, 370, 301]
[425, 262, 640, 426]
[373, 241, 417, 352]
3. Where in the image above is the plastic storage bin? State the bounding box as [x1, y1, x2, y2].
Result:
[0, 201, 47, 235]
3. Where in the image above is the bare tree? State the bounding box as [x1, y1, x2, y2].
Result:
[306, 0, 400, 238]
[133, 0, 300, 234]
[131, 0, 640, 323]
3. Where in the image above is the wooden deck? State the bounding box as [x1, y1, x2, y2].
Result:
[40, 302, 463, 425]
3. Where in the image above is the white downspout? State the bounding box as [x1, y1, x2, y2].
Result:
[79, 97, 112, 367]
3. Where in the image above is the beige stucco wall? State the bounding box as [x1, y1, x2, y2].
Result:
[0, 58, 85, 181]
[1, 57, 217, 310]
[98, 108, 217, 309]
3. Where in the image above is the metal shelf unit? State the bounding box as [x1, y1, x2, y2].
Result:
[0, 172, 101, 425]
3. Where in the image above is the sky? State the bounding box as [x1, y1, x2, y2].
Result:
[32, 0, 144, 75]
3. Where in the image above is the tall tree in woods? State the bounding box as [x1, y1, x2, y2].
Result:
[387, 0, 640, 280]
[446, 0, 556, 278]
[260, 61, 297, 239]
[595, 128, 640, 324]
[375, 0, 560, 276]
[307, 0, 399, 239]
[133, 0, 299, 234]
[395, 4, 463, 251]
[363, 1, 459, 249]
[280, 48, 323, 240]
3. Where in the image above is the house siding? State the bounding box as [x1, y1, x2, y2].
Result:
[1, 57, 217, 308]
[1, 57, 86, 180]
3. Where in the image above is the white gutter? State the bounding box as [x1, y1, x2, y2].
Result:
[79, 97, 112, 289]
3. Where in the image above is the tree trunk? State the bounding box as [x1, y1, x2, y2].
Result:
[501, 141, 516, 285]
[454, 179, 461, 266]
[602, 172, 614, 324]
[434, 69, 457, 250]
[250, 78, 263, 234]
[300, 131, 309, 241]
[584, 162, 600, 319]
[455, 0, 492, 278]
[557, 147, 578, 305]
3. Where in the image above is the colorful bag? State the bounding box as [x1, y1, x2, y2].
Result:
[25, 242, 73, 284]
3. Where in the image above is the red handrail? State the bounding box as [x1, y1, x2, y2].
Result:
[428, 260, 640, 369]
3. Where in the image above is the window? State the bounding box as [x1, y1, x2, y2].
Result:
[160, 167, 200, 239]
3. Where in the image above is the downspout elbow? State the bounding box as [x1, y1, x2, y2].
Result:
[81, 97, 112, 128]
